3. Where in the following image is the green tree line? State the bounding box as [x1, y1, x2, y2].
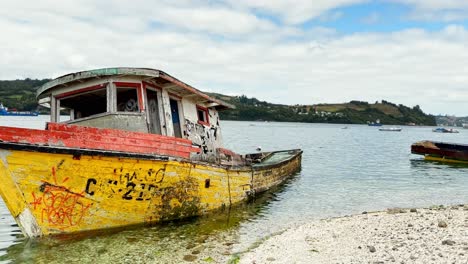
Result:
[211, 94, 436, 126]
[0, 79, 436, 125]
[0, 79, 50, 111]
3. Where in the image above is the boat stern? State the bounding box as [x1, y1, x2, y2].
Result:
[411, 140, 438, 155]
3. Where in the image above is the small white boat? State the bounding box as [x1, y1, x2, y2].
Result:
[379, 127, 402, 132]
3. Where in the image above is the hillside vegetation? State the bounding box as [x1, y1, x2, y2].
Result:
[0, 79, 436, 125]
[211, 95, 436, 126]
[0, 79, 50, 111]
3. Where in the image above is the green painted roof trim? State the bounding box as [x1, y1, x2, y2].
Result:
[36, 67, 160, 98]
[37, 67, 234, 109]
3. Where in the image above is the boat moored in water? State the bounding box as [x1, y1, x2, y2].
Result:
[0, 67, 302, 238]
[368, 119, 382, 127]
[432, 127, 459, 133]
[0, 103, 38, 116]
[379, 127, 402, 132]
[411, 140, 468, 164]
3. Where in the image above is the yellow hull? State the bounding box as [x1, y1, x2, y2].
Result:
[0, 148, 301, 237]
[424, 155, 468, 164]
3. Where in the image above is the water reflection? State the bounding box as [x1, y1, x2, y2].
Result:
[1, 118, 468, 262]
[410, 158, 468, 169]
[0, 172, 300, 263]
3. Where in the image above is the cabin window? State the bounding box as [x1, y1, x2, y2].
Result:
[59, 88, 107, 119]
[196, 105, 210, 126]
[116, 86, 139, 112]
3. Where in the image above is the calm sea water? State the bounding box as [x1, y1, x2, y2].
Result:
[1, 116, 468, 263]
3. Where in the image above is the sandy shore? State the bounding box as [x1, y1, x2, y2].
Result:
[236, 205, 468, 264]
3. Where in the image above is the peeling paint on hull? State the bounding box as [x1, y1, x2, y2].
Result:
[0, 146, 301, 237]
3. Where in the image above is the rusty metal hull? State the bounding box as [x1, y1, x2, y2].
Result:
[0, 142, 302, 238]
[411, 140, 468, 164]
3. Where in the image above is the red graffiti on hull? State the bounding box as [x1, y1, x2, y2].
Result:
[30, 183, 91, 229]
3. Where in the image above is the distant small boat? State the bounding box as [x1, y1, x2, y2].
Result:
[368, 119, 382, 126]
[379, 127, 402, 132]
[432, 127, 459, 133]
[0, 103, 38, 116]
[411, 141, 468, 164]
[341, 126, 348, 129]
[463, 123, 468, 129]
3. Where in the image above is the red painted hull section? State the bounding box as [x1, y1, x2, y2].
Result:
[0, 123, 200, 159]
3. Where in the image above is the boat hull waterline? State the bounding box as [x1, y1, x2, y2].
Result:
[411, 140, 468, 164]
[0, 142, 302, 237]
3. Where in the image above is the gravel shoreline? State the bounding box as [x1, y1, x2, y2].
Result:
[237, 205, 468, 263]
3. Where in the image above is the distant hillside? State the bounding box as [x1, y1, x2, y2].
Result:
[210, 94, 436, 126]
[0, 79, 436, 125]
[0, 79, 50, 111]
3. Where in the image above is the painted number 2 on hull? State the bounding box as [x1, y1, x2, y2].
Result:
[85, 178, 161, 201]
[122, 183, 157, 201]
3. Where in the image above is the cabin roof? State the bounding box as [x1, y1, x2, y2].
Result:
[37, 67, 234, 110]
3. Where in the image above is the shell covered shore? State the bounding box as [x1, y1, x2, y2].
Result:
[234, 205, 468, 263]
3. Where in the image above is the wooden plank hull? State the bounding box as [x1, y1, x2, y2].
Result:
[0, 144, 301, 237]
[411, 140, 468, 164]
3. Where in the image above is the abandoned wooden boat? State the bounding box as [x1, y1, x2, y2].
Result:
[411, 140, 468, 164]
[0, 68, 302, 238]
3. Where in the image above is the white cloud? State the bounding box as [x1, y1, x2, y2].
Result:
[153, 7, 277, 35]
[391, 0, 468, 10]
[318, 11, 344, 22]
[1, 1, 468, 116]
[0, 0, 285, 36]
[390, 0, 468, 21]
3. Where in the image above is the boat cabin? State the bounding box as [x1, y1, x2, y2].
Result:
[36, 68, 234, 157]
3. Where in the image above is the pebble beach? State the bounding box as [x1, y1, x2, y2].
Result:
[230, 205, 468, 264]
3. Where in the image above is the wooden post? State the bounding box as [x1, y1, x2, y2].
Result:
[50, 96, 57, 123]
[56, 99, 60, 122]
[107, 82, 116, 113]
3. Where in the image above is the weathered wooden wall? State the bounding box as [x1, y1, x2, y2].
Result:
[68, 113, 148, 133]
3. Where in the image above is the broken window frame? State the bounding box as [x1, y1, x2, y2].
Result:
[114, 82, 143, 113]
[54, 83, 108, 122]
[196, 105, 210, 126]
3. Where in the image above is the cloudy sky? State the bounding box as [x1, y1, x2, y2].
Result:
[1, 0, 468, 115]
